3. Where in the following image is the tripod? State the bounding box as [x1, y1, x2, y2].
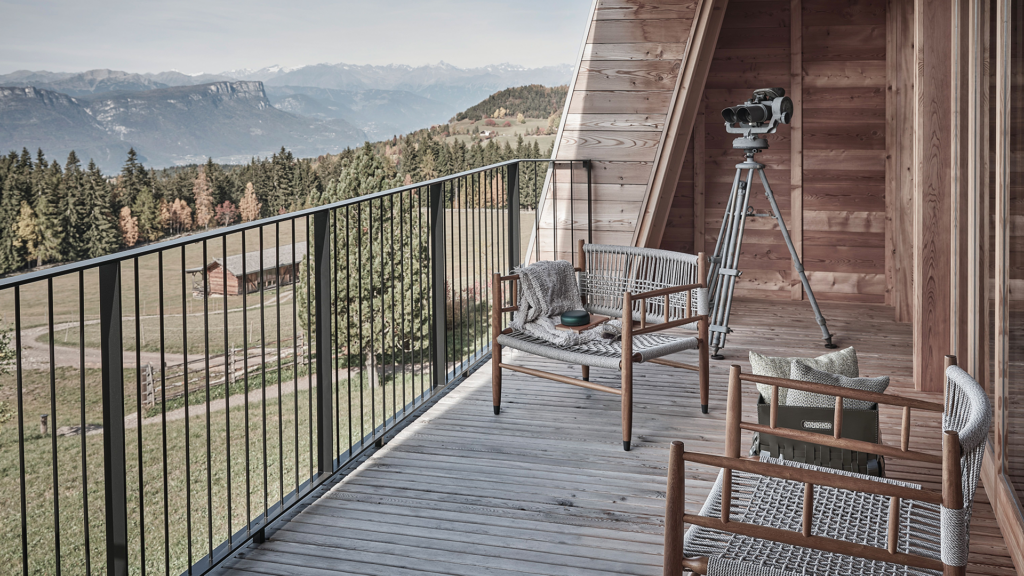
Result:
[706, 135, 836, 358]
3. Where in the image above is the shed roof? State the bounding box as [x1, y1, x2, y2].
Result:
[213, 242, 307, 277]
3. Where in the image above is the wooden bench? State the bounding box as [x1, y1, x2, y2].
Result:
[491, 241, 711, 451]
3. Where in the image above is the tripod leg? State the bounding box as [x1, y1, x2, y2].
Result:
[709, 167, 753, 358]
[708, 168, 743, 305]
[757, 168, 837, 348]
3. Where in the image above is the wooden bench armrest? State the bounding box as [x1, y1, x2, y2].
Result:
[631, 314, 707, 336]
[738, 372, 944, 412]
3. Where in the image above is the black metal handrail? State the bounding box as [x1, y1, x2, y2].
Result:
[0, 158, 593, 576]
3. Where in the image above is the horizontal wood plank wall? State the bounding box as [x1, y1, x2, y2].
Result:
[802, 0, 888, 304]
[536, 0, 726, 263]
[660, 0, 889, 305]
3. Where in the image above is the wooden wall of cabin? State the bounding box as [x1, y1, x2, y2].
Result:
[659, 0, 888, 304]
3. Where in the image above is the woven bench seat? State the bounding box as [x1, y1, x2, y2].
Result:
[492, 241, 711, 451]
[497, 330, 699, 370]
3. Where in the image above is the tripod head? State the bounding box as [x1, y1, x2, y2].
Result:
[721, 88, 793, 151]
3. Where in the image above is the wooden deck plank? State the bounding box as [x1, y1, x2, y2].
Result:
[215, 299, 1015, 576]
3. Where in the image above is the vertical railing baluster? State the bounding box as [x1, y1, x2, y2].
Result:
[430, 182, 447, 389]
[131, 262, 143, 575]
[508, 163, 521, 271]
[313, 210, 334, 475]
[46, 279, 61, 576]
[80, 271, 93, 575]
[181, 246, 193, 567]
[99, 262, 129, 576]
[15, 287, 28, 576]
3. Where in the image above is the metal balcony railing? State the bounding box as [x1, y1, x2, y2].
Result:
[0, 158, 594, 576]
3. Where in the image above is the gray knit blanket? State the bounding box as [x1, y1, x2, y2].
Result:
[511, 260, 620, 347]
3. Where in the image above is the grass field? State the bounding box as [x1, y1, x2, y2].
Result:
[446, 117, 556, 150]
[0, 361, 426, 575]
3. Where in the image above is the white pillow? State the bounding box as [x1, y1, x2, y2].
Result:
[786, 360, 889, 410]
[749, 346, 859, 404]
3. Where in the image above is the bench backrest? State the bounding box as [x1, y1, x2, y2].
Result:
[579, 244, 703, 322]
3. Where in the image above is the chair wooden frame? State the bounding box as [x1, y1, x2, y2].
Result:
[662, 355, 965, 576]
[491, 240, 711, 451]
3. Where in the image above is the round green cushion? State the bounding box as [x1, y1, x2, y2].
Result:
[560, 310, 590, 326]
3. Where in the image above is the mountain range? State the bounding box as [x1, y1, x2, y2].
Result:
[0, 61, 573, 143]
[0, 82, 367, 171]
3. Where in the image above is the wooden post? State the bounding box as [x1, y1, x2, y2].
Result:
[802, 483, 814, 537]
[577, 239, 585, 272]
[943, 430, 965, 576]
[913, 0, 954, 392]
[833, 396, 844, 439]
[722, 365, 742, 522]
[888, 496, 901, 554]
[622, 291, 634, 451]
[40, 414, 48, 436]
[144, 362, 155, 407]
[492, 273, 503, 415]
[663, 441, 686, 576]
[698, 316, 709, 413]
[697, 252, 707, 287]
[901, 406, 912, 451]
[226, 349, 235, 385]
[770, 385, 779, 428]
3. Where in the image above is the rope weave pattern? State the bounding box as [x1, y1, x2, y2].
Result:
[685, 454, 942, 576]
[580, 244, 707, 328]
[940, 366, 992, 567]
[496, 330, 698, 370]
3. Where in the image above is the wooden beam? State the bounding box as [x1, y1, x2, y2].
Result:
[790, 0, 804, 301]
[694, 108, 706, 253]
[912, 0, 953, 392]
[633, 0, 731, 249]
[892, 0, 915, 323]
[950, 0, 971, 366]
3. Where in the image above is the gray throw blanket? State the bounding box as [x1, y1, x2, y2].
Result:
[511, 260, 620, 346]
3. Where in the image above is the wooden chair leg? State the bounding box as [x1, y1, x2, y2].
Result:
[698, 316, 709, 414]
[622, 361, 633, 451]
[582, 365, 590, 381]
[492, 343, 502, 415]
[622, 292, 634, 451]
[492, 272, 502, 415]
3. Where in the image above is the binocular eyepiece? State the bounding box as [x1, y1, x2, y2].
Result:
[722, 104, 771, 124]
[721, 88, 794, 131]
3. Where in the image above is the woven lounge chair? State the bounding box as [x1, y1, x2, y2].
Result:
[661, 355, 991, 576]
[491, 241, 711, 451]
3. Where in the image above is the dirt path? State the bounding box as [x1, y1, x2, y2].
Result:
[124, 371, 314, 429]
[17, 291, 294, 370]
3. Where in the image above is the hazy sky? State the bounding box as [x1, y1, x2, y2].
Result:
[0, 0, 593, 74]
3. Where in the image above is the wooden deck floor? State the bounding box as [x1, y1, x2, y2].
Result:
[216, 299, 1016, 576]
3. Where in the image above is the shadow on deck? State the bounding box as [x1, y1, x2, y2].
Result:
[214, 299, 1014, 576]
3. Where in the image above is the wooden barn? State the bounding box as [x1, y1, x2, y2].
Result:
[194, 241, 307, 295]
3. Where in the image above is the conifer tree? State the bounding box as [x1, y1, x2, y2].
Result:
[298, 143, 424, 383]
[83, 161, 121, 258]
[134, 187, 162, 242]
[62, 151, 90, 261]
[35, 159, 65, 264]
[118, 148, 150, 207]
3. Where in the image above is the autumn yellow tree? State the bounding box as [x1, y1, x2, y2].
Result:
[118, 206, 140, 247]
[193, 168, 215, 229]
[239, 182, 261, 222]
[516, 112, 525, 124]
